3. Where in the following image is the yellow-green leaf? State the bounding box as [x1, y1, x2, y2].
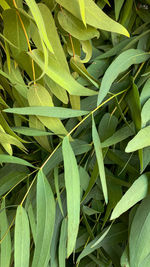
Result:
[0, 0, 10, 10]
[77, 0, 86, 26]
[58, 9, 99, 41]
[56, 0, 129, 36]
[28, 49, 97, 97]
[27, 84, 68, 137]
[25, 0, 54, 54]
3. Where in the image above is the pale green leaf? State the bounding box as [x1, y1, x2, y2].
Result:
[32, 170, 55, 267]
[97, 49, 150, 105]
[14, 206, 30, 267]
[92, 117, 108, 203]
[129, 195, 150, 266]
[4, 106, 88, 118]
[56, 0, 129, 36]
[141, 98, 150, 127]
[0, 199, 11, 267]
[12, 126, 54, 136]
[62, 137, 80, 257]
[140, 78, 150, 106]
[58, 218, 67, 267]
[110, 173, 150, 220]
[0, 155, 34, 167]
[125, 126, 150, 152]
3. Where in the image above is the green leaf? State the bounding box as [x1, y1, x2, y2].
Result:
[126, 82, 141, 132]
[58, 9, 99, 41]
[29, 115, 51, 152]
[27, 84, 68, 137]
[58, 218, 67, 267]
[0, 199, 11, 267]
[43, 140, 91, 176]
[110, 173, 150, 220]
[77, 223, 127, 263]
[62, 137, 80, 257]
[0, 0, 10, 10]
[54, 167, 64, 216]
[28, 49, 97, 96]
[0, 155, 34, 167]
[56, 0, 129, 36]
[12, 126, 54, 136]
[25, 0, 54, 54]
[0, 164, 29, 197]
[70, 57, 100, 88]
[97, 49, 150, 105]
[125, 126, 150, 152]
[129, 195, 150, 266]
[3, 9, 30, 55]
[77, 0, 86, 26]
[91, 223, 112, 248]
[32, 170, 55, 267]
[102, 124, 135, 148]
[38, 3, 69, 72]
[0, 130, 26, 151]
[4, 106, 89, 118]
[92, 117, 108, 204]
[14, 206, 30, 267]
[141, 98, 150, 127]
[114, 0, 125, 20]
[140, 78, 150, 106]
[45, 76, 68, 104]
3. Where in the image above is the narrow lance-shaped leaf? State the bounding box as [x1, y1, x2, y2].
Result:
[110, 173, 150, 220]
[4, 106, 88, 118]
[59, 218, 67, 267]
[125, 126, 150, 152]
[54, 167, 64, 216]
[92, 117, 108, 204]
[97, 49, 150, 105]
[0, 155, 34, 167]
[78, 0, 86, 26]
[62, 136, 80, 257]
[0, 199, 11, 267]
[25, 0, 54, 54]
[14, 205, 30, 267]
[32, 170, 55, 267]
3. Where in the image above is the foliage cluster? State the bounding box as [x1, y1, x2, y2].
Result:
[0, 0, 150, 266]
